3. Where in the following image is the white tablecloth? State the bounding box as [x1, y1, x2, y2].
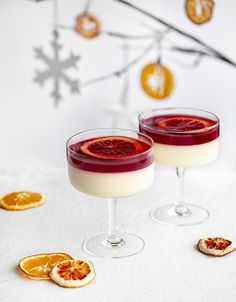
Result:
[1, 168, 236, 302]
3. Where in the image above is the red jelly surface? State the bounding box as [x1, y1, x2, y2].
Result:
[67, 136, 153, 173]
[139, 114, 219, 146]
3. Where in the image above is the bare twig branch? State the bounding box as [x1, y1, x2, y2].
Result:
[167, 55, 204, 69]
[80, 41, 156, 87]
[113, 0, 236, 67]
[27, 0, 50, 2]
[103, 30, 154, 39]
[170, 46, 231, 63]
[170, 46, 209, 57]
[57, 24, 156, 40]
[57, 24, 74, 30]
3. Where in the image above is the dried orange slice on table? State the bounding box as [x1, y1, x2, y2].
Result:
[197, 237, 236, 257]
[0, 191, 45, 210]
[18, 253, 73, 280]
[50, 259, 96, 288]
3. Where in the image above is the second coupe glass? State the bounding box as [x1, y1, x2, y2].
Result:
[139, 107, 220, 226]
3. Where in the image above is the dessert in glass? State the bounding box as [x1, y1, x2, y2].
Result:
[139, 108, 220, 226]
[66, 129, 154, 258]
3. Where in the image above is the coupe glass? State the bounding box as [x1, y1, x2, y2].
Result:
[66, 128, 154, 258]
[139, 108, 220, 226]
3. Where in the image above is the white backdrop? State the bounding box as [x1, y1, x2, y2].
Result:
[0, 0, 235, 170]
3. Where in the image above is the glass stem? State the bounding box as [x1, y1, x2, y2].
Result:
[174, 167, 191, 216]
[106, 198, 125, 247]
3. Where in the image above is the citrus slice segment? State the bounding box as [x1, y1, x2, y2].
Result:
[197, 238, 236, 257]
[80, 136, 144, 159]
[50, 259, 96, 288]
[75, 13, 100, 38]
[185, 0, 215, 25]
[156, 116, 212, 132]
[18, 253, 73, 280]
[0, 191, 45, 210]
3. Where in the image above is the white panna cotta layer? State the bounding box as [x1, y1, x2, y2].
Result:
[68, 164, 155, 198]
[154, 138, 219, 167]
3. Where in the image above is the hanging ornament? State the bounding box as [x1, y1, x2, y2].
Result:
[75, 13, 101, 38]
[34, 30, 80, 106]
[140, 63, 174, 100]
[185, 0, 215, 25]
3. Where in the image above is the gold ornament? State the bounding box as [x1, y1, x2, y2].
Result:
[141, 63, 174, 99]
[185, 0, 215, 25]
[75, 13, 101, 38]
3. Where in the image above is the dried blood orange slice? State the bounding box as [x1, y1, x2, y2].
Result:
[80, 136, 144, 159]
[50, 260, 96, 288]
[156, 116, 211, 132]
[197, 238, 236, 257]
[75, 13, 100, 38]
[18, 253, 73, 280]
[185, 0, 215, 25]
[0, 191, 45, 210]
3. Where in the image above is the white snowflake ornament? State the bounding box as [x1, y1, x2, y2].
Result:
[34, 30, 80, 106]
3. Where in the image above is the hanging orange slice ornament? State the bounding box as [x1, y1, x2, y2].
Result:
[185, 0, 215, 25]
[141, 63, 174, 100]
[75, 13, 101, 38]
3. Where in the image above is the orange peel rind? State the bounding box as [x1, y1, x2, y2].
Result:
[50, 259, 96, 288]
[0, 191, 45, 211]
[197, 237, 236, 257]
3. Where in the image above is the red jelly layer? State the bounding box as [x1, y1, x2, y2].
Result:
[67, 137, 153, 173]
[139, 114, 219, 146]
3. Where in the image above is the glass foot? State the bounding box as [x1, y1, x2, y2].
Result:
[83, 232, 145, 259]
[150, 204, 209, 226]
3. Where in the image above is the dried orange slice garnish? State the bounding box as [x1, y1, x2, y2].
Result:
[0, 191, 45, 210]
[80, 136, 144, 159]
[50, 259, 96, 288]
[185, 0, 215, 25]
[18, 253, 73, 280]
[197, 237, 236, 257]
[75, 13, 100, 38]
[156, 116, 212, 131]
[141, 63, 174, 99]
